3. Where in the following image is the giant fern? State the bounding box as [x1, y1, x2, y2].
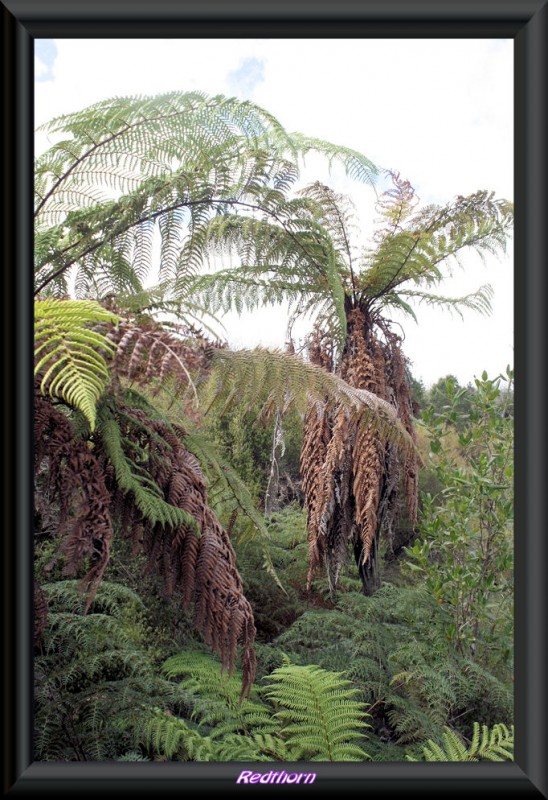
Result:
[35, 91, 378, 300]
[180, 174, 512, 596]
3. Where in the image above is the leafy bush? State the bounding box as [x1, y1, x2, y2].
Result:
[405, 369, 513, 677]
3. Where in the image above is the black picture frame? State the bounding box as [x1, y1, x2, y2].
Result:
[2, 1, 546, 796]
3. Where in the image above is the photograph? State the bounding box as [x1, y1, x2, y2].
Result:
[33, 35, 515, 767]
[3, 1, 547, 796]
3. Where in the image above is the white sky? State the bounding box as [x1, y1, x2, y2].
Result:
[35, 38, 513, 387]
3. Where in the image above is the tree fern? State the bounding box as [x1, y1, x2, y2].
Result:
[34, 298, 118, 430]
[263, 663, 370, 761]
[179, 173, 512, 597]
[408, 722, 514, 762]
[35, 91, 378, 298]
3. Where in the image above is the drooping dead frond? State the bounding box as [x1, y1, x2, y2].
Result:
[307, 324, 335, 372]
[35, 391, 256, 695]
[97, 399, 257, 695]
[105, 321, 212, 403]
[352, 423, 384, 575]
[34, 396, 113, 607]
[301, 403, 333, 586]
[301, 305, 420, 596]
[312, 410, 357, 594]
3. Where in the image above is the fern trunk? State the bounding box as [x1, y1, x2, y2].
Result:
[302, 302, 418, 596]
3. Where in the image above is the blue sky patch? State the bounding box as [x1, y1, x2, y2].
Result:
[227, 57, 265, 100]
[35, 39, 57, 82]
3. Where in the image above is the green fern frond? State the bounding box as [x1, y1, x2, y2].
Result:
[43, 579, 144, 616]
[34, 298, 118, 430]
[298, 182, 361, 287]
[141, 709, 210, 761]
[408, 722, 514, 762]
[178, 203, 348, 345]
[162, 649, 276, 737]
[361, 190, 513, 304]
[35, 91, 380, 299]
[96, 402, 199, 530]
[289, 133, 378, 186]
[35, 91, 294, 221]
[394, 283, 494, 318]
[205, 347, 415, 454]
[262, 663, 370, 761]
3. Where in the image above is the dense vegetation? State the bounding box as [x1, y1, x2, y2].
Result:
[34, 91, 513, 763]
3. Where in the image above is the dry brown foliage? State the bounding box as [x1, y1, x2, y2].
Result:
[302, 307, 419, 595]
[34, 393, 256, 696]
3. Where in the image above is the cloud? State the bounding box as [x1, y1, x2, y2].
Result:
[35, 39, 57, 82]
[227, 57, 265, 99]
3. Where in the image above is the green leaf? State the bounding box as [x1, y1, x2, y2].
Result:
[34, 298, 119, 430]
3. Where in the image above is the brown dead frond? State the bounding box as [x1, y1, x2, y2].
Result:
[34, 393, 256, 695]
[301, 305, 419, 596]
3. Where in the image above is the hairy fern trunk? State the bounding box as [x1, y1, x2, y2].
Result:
[303, 303, 418, 595]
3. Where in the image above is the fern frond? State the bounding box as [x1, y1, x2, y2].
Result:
[263, 663, 370, 761]
[43, 579, 144, 616]
[97, 405, 196, 530]
[179, 202, 348, 346]
[205, 347, 415, 455]
[289, 132, 378, 186]
[35, 91, 380, 298]
[361, 189, 513, 305]
[35, 91, 294, 221]
[408, 723, 514, 762]
[393, 283, 494, 318]
[141, 709, 210, 761]
[34, 298, 118, 429]
[162, 649, 275, 736]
